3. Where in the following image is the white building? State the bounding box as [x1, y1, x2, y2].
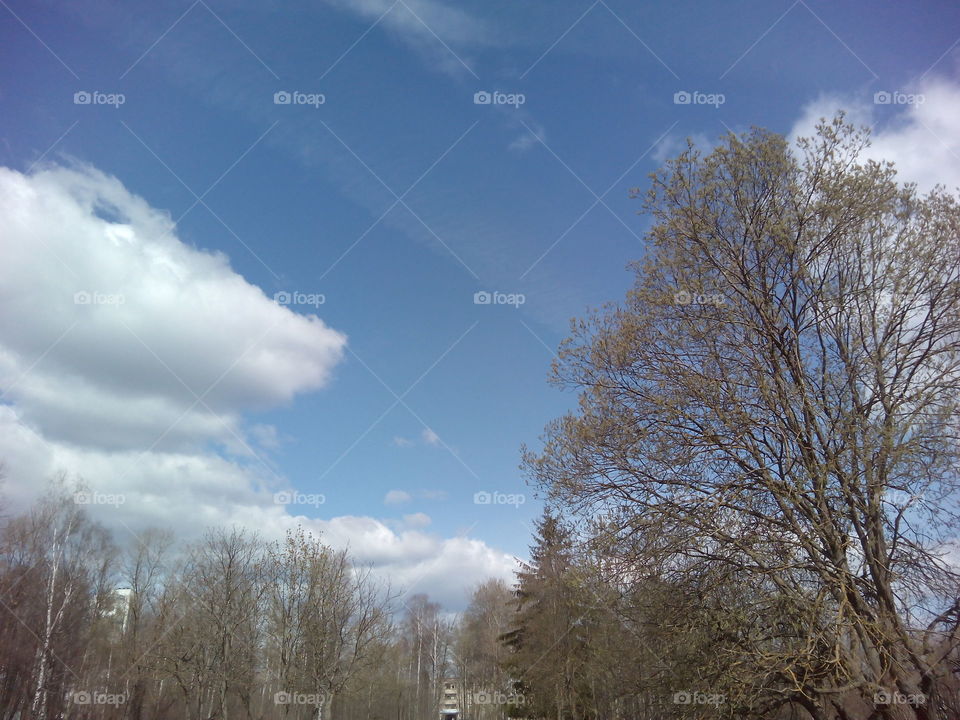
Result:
[108, 587, 132, 634]
[440, 678, 460, 720]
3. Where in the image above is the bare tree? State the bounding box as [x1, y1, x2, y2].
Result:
[0, 478, 115, 720]
[457, 577, 513, 718]
[263, 527, 393, 720]
[525, 118, 960, 719]
[156, 528, 265, 720]
[118, 527, 174, 720]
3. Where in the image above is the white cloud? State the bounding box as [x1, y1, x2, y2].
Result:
[393, 429, 442, 448]
[508, 121, 546, 153]
[652, 131, 712, 167]
[0, 163, 347, 452]
[0, 404, 286, 533]
[310, 515, 516, 607]
[789, 77, 960, 194]
[325, 0, 484, 41]
[384, 489, 413, 505]
[249, 423, 282, 450]
[321, 0, 489, 76]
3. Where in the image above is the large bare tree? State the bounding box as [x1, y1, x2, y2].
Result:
[525, 117, 960, 720]
[263, 527, 393, 720]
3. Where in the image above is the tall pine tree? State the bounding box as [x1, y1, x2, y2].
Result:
[502, 512, 598, 720]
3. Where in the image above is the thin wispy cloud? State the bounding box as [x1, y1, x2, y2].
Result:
[384, 489, 413, 505]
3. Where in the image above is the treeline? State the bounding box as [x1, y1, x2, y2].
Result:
[0, 481, 518, 720]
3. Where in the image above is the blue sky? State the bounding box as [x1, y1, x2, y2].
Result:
[2, 0, 959, 608]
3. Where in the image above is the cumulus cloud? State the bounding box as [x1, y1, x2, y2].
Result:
[310, 514, 516, 606]
[0, 159, 345, 518]
[0, 163, 347, 452]
[789, 76, 960, 194]
[0, 403, 288, 534]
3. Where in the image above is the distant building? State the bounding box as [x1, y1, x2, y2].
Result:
[440, 678, 460, 720]
[109, 587, 132, 634]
